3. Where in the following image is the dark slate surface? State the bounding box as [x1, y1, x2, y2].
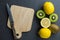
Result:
[0, 0, 60, 40]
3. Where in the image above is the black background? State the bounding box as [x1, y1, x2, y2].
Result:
[0, 0, 60, 40]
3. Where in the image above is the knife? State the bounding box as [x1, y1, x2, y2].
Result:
[6, 3, 17, 40]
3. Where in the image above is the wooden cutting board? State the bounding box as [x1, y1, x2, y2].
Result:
[7, 5, 34, 39]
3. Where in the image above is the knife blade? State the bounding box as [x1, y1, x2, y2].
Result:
[6, 3, 17, 40]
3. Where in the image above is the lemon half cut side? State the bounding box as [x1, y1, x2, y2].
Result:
[41, 18, 51, 28]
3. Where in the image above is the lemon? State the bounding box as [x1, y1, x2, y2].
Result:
[43, 1, 54, 15]
[41, 18, 51, 28]
[38, 28, 51, 38]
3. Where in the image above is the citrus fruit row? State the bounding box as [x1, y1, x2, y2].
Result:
[36, 1, 59, 39]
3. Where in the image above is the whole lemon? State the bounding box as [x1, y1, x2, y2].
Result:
[43, 1, 54, 15]
[38, 28, 51, 38]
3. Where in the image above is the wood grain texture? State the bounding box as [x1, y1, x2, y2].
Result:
[7, 5, 34, 39]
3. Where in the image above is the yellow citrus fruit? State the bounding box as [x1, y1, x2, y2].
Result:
[38, 28, 51, 38]
[41, 18, 51, 28]
[43, 1, 54, 15]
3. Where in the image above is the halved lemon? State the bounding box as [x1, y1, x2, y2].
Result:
[40, 18, 51, 28]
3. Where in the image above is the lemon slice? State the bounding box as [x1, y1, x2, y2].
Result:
[41, 18, 51, 28]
